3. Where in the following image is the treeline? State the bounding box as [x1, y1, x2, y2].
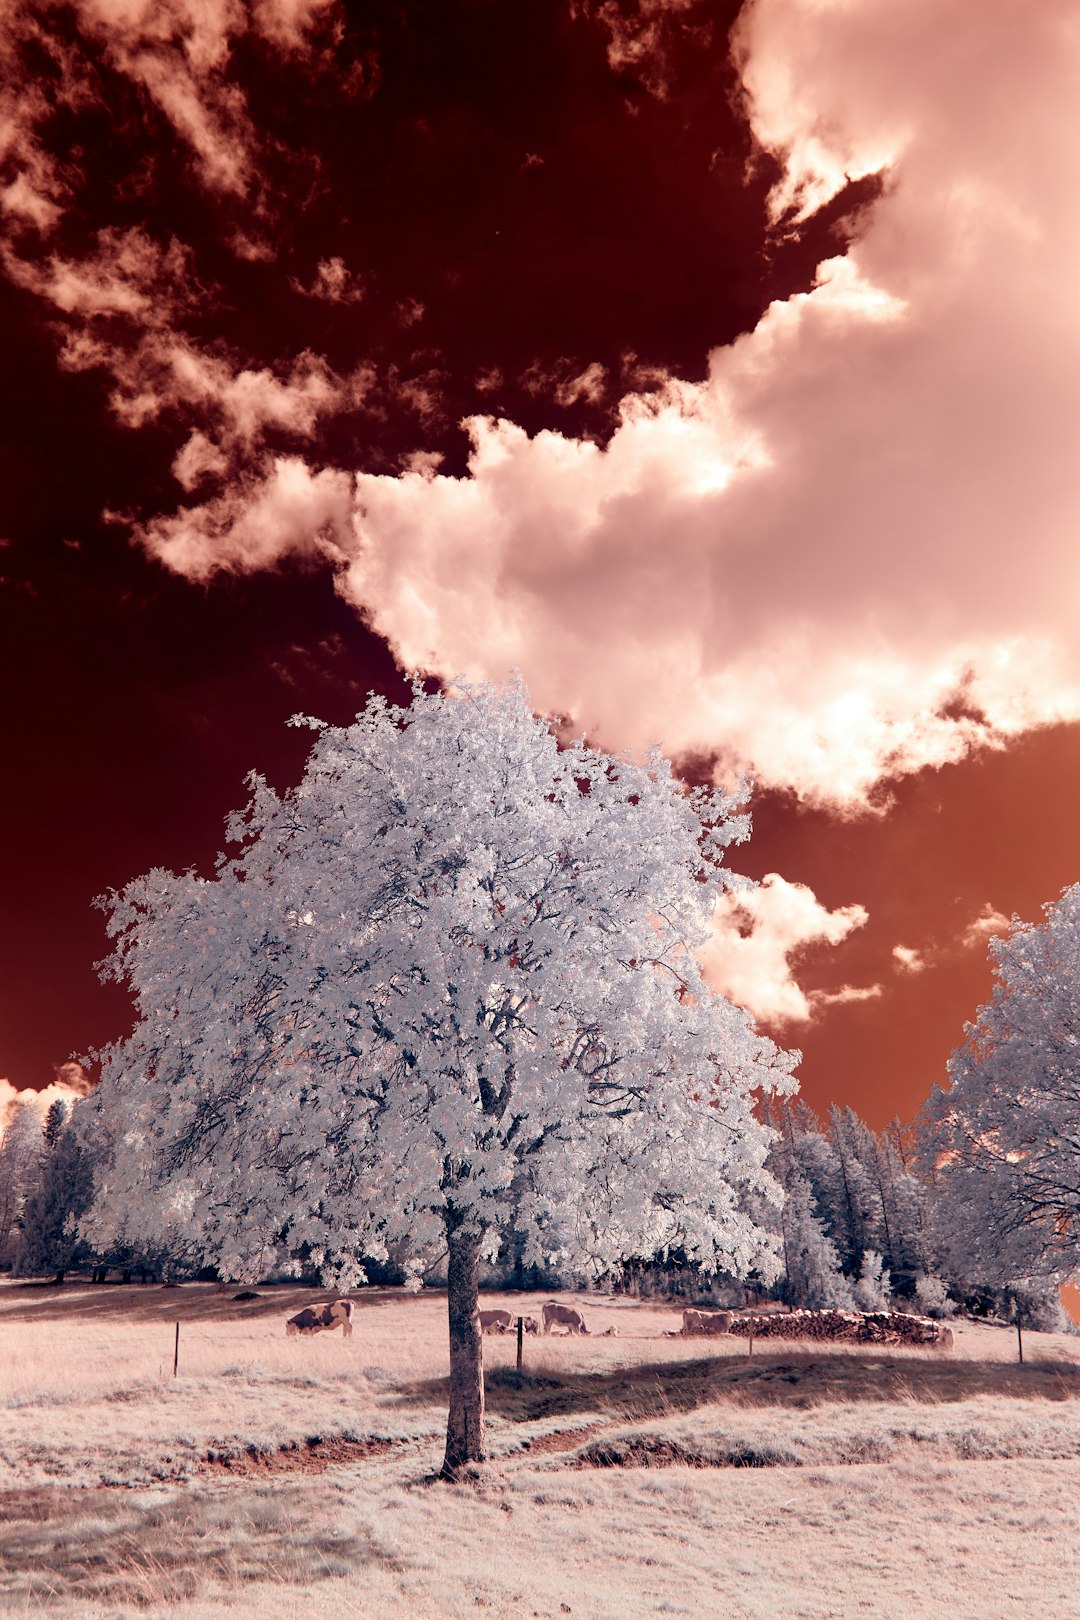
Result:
[758, 1099, 1067, 1332]
[598, 1097, 1068, 1331]
[0, 1099, 95, 1283]
[0, 1088, 1069, 1333]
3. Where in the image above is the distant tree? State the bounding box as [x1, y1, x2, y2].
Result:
[763, 1101, 853, 1309]
[876, 1117, 931, 1287]
[911, 1270, 956, 1319]
[852, 1248, 891, 1311]
[42, 1098, 68, 1152]
[0, 1103, 42, 1268]
[15, 1116, 95, 1283]
[778, 1175, 855, 1309]
[81, 679, 797, 1476]
[920, 884, 1080, 1288]
[826, 1105, 882, 1275]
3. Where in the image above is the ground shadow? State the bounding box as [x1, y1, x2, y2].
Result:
[0, 1280, 417, 1328]
[395, 1349, 1080, 1425]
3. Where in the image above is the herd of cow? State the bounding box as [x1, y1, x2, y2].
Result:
[283, 1299, 617, 1338]
[283, 1299, 954, 1347]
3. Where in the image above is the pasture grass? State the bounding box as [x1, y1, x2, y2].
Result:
[2, 1281, 1080, 1616]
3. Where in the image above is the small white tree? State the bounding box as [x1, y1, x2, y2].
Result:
[852, 1248, 891, 1311]
[82, 679, 797, 1476]
[921, 884, 1080, 1290]
[912, 1272, 956, 1320]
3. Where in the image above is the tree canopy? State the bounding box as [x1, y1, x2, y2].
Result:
[920, 883, 1080, 1286]
[82, 678, 798, 1471]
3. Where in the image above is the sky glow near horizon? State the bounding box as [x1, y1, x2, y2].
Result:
[2, 0, 1079, 1123]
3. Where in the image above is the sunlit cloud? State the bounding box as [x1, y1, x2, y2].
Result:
[962, 903, 1013, 950]
[0, 1064, 91, 1144]
[118, 0, 1080, 808]
[892, 945, 925, 974]
[136, 456, 354, 581]
[326, 0, 1080, 806]
[700, 871, 873, 1026]
[6, 0, 1080, 816]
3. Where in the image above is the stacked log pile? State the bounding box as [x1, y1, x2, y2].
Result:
[721, 1308, 951, 1347]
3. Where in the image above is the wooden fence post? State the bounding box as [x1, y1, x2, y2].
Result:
[173, 1321, 180, 1378]
[516, 1315, 524, 1371]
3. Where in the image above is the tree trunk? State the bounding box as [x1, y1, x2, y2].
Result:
[442, 1222, 485, 1479]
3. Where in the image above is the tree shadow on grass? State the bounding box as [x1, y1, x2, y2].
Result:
[394, 1349, 1080, 1427]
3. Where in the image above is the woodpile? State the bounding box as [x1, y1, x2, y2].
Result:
[722, 1308, 952, 1347]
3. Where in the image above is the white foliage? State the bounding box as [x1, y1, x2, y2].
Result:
[912, 1271, 956, 1321]
[81, 679, 797, 1285]
[852, 1249, 891, 1312]
[922, 883, 1080, 1284]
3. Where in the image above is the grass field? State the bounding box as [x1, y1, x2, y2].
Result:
[2, 1281, 1079, 1617]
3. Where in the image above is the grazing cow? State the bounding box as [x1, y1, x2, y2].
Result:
[285, 1299, 353, 1338]
[479, 1309, 514, 1335]
[936, 1326, 955, 1351]
[680, 1308, 732, 1338]
[542, 1301, 589, 1335]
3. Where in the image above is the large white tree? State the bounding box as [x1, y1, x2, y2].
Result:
[82, 679, 796, 1475]
[921, 884, 1080, 1289]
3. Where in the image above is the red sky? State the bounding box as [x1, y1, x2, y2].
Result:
[2, 0, 1078, 1132]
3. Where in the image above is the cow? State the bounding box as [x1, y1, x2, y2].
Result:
[285, 1299, 353, 1338]
[680, 1308, 732, 1338]
[479, 1309, 514, 1335]
[542, 1301, 589, 1335]
[523, 1316, 540, 1335]
[600, 1325, 619, 1337]
[936, 1326, 955, 1351]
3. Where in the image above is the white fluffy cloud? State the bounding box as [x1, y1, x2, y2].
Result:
[699, 871, 875, 1025]
[892, 945, 925, 974]
[0, 1064, 91, 1145]
[328, 0, 1080, 806]
[962, 903, 1013, 950]
[138, 456, 354, 580]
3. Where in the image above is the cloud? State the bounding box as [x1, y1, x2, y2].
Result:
[0, 0, 345, 261]
[962, 904, 1013, 950]
[581, 0, 715, 100]
[293, 256, 367, 304]
[522, 358, 609, 408]
[72, 0, 341, 199]
[892, 945, 925, 974]
[136, 456, 354, 580]
[3, 227, 195, 322]
[251, 0, 340, 55]
[0, 1065, 91, 1145]
[699, 871, 873, 1025]
[813, 982, 883, 1011]
[52, 1061, 93, 1098]
[8, 0, 1080, 816]
[320, 0, 1080, 807]
[5, 216, 354, 513]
